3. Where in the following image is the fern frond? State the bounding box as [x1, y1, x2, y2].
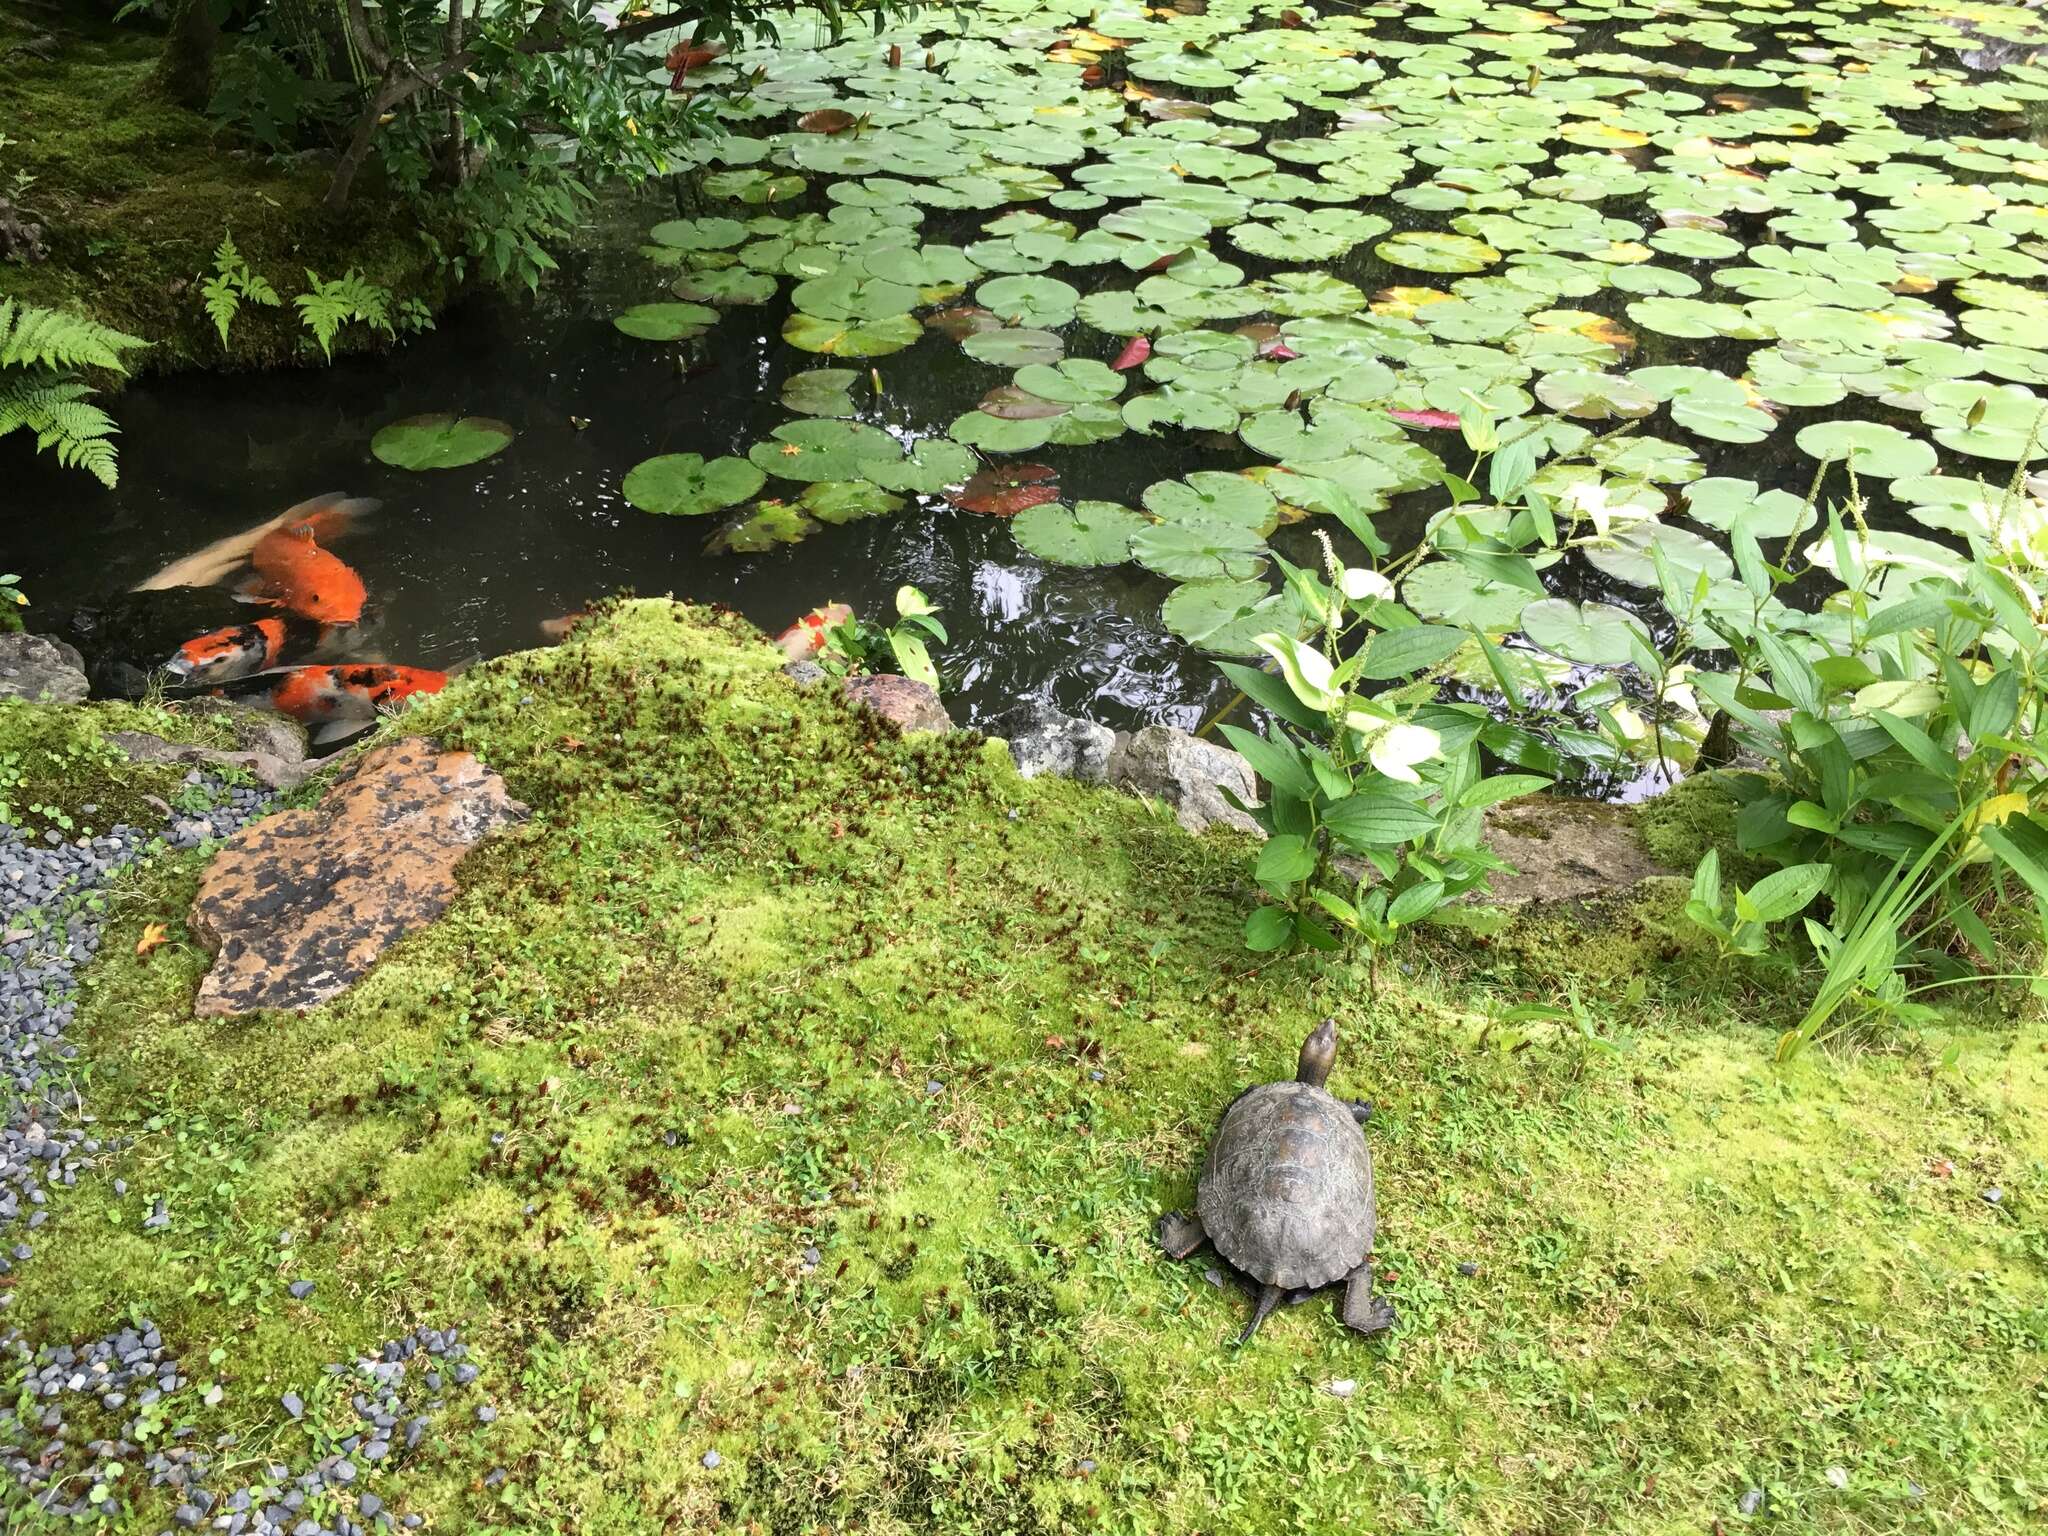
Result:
[294, 269, 398, 360]
[242, 270, 282, 307]
[202, 273, 243, 347]
[0, 375, 121, 488]
[0, 299, 147, 375]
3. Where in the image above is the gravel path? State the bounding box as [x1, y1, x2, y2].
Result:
[0, 774, 492, 1531]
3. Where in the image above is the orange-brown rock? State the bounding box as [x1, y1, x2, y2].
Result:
[189, 738, 526, 1017]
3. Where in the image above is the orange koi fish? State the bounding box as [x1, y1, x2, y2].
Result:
[772, 603, 853, 662]
[266, 664, 449, 745]
[134, 493, 376, 593]
[163, 618, 286, 685]
[246, 502, 368, 626]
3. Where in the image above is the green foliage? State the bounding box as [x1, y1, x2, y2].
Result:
[0, 573, 24, 634]
[198, 230, 281, 348]
[1215, 460, 1554, 959]
[0, 297, 146, 373]
[0, 299, 144, 488]
[820, 585, 948, 692]
[292, 269, 394, 361]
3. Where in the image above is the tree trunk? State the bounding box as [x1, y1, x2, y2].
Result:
[153, 0, 220, 111]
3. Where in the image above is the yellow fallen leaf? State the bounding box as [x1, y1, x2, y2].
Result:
[136, 922, 169, 958]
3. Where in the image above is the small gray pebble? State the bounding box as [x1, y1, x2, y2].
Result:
[475, 1404, 496, 1424]
[1982, 1186, 2004, 1205]
[1738, 1487, 1766, 1516]
[288, 1280, 314, 1300]
[701, 1449, 722, 1470]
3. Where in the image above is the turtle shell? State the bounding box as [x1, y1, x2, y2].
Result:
[1196, 1082, 1374, 1291]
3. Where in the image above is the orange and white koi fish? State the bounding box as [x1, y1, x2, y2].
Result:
[772, 602, 853, 662]
[266, 663, 449, 745]
[163, 617, 286, 685]
[133, 494, 377, 592]
[245, 503, 368, 626]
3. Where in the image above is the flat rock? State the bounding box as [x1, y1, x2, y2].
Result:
[0, 633, 89, 704]
[1107, 725, 1261, 838]
[842, 673, 953, 734]
[107, 703, 311, 792]
[1482, 797, 1672, 904]
[189, 737, 526, 1017]
[1003, 708, 1115, 783]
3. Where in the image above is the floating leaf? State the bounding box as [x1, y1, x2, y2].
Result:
[1793, 420, 1938, 480]
[1375, 231, 1501, 274]
[1520, 598, 1651, 666]
[1161, 578, 1289, 655]
[749, 419, 902, 482]
[623, 453, 766, 516]
[706, 501, 816, 553]
[614, 301, 720, 341]
[782, 311, 923, 357]
[1011, 500, 1148, 565]
[781, 368, 862, 417]
[961, 327, 1067, 367]
[801, 480, 906, 524]
[976, 275, 1082, 328]
[949, 464, 1059, 516]
[369, 414, 515, 472]
[860, 438, 978, 494]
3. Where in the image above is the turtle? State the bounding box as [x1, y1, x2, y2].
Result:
[1158, 1019, 1395, 1345]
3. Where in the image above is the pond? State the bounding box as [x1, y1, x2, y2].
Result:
[13, 0, 2048, 784]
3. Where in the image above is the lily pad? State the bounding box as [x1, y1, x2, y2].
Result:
[1011, 500, 1149, 566]
[961, 328, 1067, 367]
[1402, 560, 1534, 631]
[781, 368, 862, 417]
[949, 464, 1060, 516]
[706, 500, 816, 554]
[749, 420, 902, 482]
[800, 480, 907, 524]
[614, 302, 720, 341]
[860, 439, 978, 495]
[1520, 599, 1651, 666]
[976, 276, 1082, 328]
[622, 453, 766, 517]
[1161, 578, 1290, 655]
[1375, 232, 1502, 274]
[782, 311, 923, 357]
[1793, 421, 1939, 480]
[370, 414, 515, 472]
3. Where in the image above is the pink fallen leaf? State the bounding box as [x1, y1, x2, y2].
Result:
[1388, 407, 1460, 429]
[1111, 335, 1151, 371]
[1259, 340, 1300, 360]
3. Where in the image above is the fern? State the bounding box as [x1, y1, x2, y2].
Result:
[0, 299, 146, 374]
[294, 268, 396, 361]
[0, 377, 121, 488]
[201, 231, 282, 348]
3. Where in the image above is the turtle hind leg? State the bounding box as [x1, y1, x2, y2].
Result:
[1236, 1283, 1284, 1346]
[1157, 1211, 1207, 1260]
[1339, 1261, 1397, 1337]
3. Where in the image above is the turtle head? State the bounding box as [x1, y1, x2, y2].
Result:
[1296, 1018, 1337, 1088]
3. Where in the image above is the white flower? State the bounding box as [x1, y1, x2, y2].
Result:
[1339, 568, 1395, 602]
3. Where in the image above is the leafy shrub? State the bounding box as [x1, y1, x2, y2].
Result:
[0, 299, 145, 487]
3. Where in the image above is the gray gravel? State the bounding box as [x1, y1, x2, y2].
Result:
[0, 772, 500, 1529]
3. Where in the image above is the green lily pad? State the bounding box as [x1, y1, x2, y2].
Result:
[1375, 231, 1502, 274]
[706, 500, 816, 554]
[1011, 500, 1149, 566]
[1584, 521, 1736, 588]
[1013, 359, 1124, 404]
[614, 302, 721, 341]
[781, 311, 923, 358]
[1402, 560, 1533, 631]
[859, 439, 978, 495]
[622, 453, 766, 517]
[961, 328, 1067, 367]
[749, 419, 902, 482]
[670, 268, 778, 306]
[780, 368, 862, 417]
[369, 414, 515, 472]
[1142, 472, 1278, 532]
[800, 480, 907, 524]
[1520, 598, 1651, 666]
[1793, 421, 1939, 480]
[1161, 578, 1290, 655]
[1131, 521, 1269, 583]
[975, 276, 1081, 328]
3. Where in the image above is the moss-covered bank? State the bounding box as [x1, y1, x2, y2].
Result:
[0, 3, 443, 374]
[6, 601, 2045, 1533]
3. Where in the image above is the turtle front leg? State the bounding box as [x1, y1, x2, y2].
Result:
[1157, 1210, 1208, 1260]
[1339, 1260, 1397, 1336]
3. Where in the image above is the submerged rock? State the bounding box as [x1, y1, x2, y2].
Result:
[1107, 725, 1260, 838]
[842, 673, 953, 734]
[189, 737, 526, 1016]
[0, 633, 89, 703]
[1004, 707, 1115, 783]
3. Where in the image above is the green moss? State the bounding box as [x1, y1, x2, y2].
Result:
[0, 694, 240, 834]
[7, 600, 2045, 1533]
[0, 6, 444, 375]
[1634, 768, 1763, 883]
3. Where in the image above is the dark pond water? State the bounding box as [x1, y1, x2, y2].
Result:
[8, 0, 2046, 779]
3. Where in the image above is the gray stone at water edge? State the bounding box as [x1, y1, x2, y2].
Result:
[0, 633, 89, 703]
[1107, 725, 1261, 838]
[1003, 708, 1116, 783]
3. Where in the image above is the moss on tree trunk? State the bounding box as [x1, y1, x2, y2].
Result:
[151, 0, 219, 110]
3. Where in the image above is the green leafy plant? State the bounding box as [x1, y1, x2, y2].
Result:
[819, 586, 948, 692]
[294, 269, 395, 361]
[0, 574, 25, 634]
[1670, 449, 2048, 1055]
[199, 231, 281, 347]
[0, 298, 145, 488]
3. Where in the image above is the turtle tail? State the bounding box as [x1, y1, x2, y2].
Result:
[1236, 1283, 1283, 1347]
